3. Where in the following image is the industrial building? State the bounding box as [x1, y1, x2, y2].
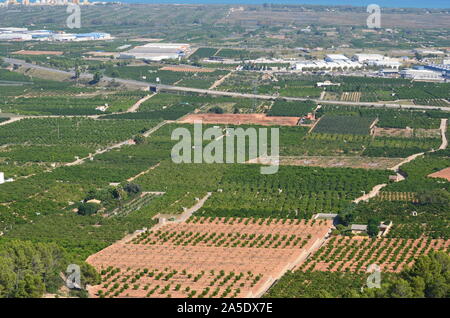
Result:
[352, 53, 402, 69]
[413, 48, 445, 56]
[366, 59, 402, 69]
[352, 53, 385, 62]
[294, 59, 362, 71]
[400, 68, 444, 81]
[424, 64, 450, 79]
[0, 27, 111, 42]
[119, 43, 191, 61]
[324, 54, 350, 62]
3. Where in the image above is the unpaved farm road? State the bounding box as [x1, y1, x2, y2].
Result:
[125, 94, 154, 113]
[5, 57, 450, 112]
[209, 70, 234, 89]
[65, 120, 170, 167]
[439, 118, 448, 150]
[0, 94, 156, 126]
[354, 118, 449, 203]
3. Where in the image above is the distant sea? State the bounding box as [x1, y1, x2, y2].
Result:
[115, 1, 450, 9]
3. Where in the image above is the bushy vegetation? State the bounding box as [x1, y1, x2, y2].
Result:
[194, 164, 390, 218]
[265, 271, 365, 298]
[364, 251, 450, 298]
[347, 201, 449, 239]
[266, 251, 450, 298]
[0, 240, 100, 298]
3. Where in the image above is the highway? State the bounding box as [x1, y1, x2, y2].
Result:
[5, 57, 450, 112]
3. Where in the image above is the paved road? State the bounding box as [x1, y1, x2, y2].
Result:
[5, 57, 450, 112]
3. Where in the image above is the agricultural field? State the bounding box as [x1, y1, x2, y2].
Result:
[0, 92, 146, 115]
[86, 217, 332, 298]
[374, 192, 418, 203]
[0, 117, 156, 150]
[265, 271, 365, 298]
[194, 164, 390, 219]
[316, 105, 448, 129]
[179, 113, 300, 126]
[267, 100, 316, 117]
[214, 48, 265, 60]
[190, 47, 219, 59]
[300, 236, 449, 273]
[1, 2, 450, 301]
[104, 65, 228, 89]
[137, 92, 256, 114]
[312, 115, 376, 135]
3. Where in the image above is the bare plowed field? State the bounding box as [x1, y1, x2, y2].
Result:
[374, 191, 418, 202]
[267, 156, 403, 170]
[160, 66, 215, 73]
[301, 236, 450, 273]
[428, 167, 450, 182]
[87, 217, 332, 298]
[179, 114, 300, 126]
[12, 50, 64, 56]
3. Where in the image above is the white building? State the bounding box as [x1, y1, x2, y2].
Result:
[0, 27, 28, 32]
[352, 53, 385, 62]
[414, 49, 445, 56]
[119, 43, 191, 61]
[400, 69, 443, 81]
[325, 54, 350, 62]
[295, 59, 362, 71]
[51, 33, 77, 41]
[0, 33, 32, 41]
[316, 81, 341, 87]
[367, 59, 402, 69]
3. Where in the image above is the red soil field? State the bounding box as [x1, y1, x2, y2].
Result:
[301, 236, 450, 273]
[160, 66, 215, 73]
[12, 50, 64, 56]
[179, 113, 300, 126]
[86, 217, 332, 298]
[428, 167, 450, 182]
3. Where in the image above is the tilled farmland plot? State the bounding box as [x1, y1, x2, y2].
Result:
[87, 217, 332, 298]
[179, 113, 300, 126]
[301, 236, 450, 273]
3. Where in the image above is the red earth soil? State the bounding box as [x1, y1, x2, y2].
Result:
[179, 113, 300, 126]
[86, 217, 332, 298]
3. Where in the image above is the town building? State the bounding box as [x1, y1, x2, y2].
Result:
[119, 43, 191, 61]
